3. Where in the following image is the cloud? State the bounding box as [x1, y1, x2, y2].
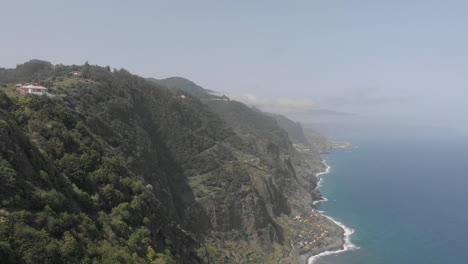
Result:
[323, 87, 409, 107]
[325, 95, 405, 106]
[226, 93, 317, 115]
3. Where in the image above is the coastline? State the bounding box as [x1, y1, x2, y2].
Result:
[304, 159, 358, 264]
[312, 163, 330, 205]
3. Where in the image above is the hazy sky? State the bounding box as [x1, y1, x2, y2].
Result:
[2, 0, 467, 133]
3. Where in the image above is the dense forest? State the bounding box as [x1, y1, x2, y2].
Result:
[0, 60, 341, 264]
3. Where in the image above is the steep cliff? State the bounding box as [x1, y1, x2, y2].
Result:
[0, 61, 343, 264]
[158, 77, 344, 262]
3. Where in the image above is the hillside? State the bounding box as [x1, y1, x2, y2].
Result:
[147, 77, 212, 96]
[157, 76, 344, 261]
[0, 60, 344, 264]
[270, 114, 310, 146]
[268, 114, 353, 154]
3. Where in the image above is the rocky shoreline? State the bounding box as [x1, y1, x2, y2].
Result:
[298, 160, 346, 264]
[296, 150, 360, 264]
[288, 144, 347, 264]
[298, 237, 344, 264]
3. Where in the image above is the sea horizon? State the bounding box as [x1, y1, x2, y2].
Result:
[308, 134, 468, 264]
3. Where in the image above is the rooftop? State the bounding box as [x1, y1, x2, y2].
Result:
[20, 84, 48, 90]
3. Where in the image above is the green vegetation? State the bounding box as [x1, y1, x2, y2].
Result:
[0, 92, 180, 263]
[0, 61, 216, 263]
[0, 60, 334, 263]
[54, 77, 86, 87]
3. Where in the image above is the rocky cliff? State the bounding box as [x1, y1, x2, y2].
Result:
[0, 61, 344, 264]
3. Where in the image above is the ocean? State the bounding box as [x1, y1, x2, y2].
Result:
[309, 136, 468, 264]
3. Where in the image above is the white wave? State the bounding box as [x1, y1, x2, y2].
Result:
[313, 160, 331, 204]
[316, 160, 331, 177]
[308, 160, 359, 264]
[307, 214, 359, 264]
[317, 177, 324, 188]
[312, 196, 328, 205]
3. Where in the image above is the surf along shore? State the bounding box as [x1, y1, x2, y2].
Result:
[299, 159, 359, 264]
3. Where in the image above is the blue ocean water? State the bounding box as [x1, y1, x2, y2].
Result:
[312, 137, 468, 264]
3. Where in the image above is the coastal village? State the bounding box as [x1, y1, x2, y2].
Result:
[283, 207, 343, 254]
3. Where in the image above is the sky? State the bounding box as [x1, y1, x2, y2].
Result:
[2, 0, 467, 135]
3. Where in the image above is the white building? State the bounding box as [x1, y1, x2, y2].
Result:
[69, 71, 81, 76]
[18, 84, 49, 95]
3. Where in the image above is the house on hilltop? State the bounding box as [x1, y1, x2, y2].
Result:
[69, 71, 81, 76]
[17, 84, 49, 95]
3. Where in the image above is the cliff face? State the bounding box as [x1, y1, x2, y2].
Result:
[0, 61, 342, 264]
[164, 78, 343, 262]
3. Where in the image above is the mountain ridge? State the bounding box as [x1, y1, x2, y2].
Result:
[0, 60, 345, 264]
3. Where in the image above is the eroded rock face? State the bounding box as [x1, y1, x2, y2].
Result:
[184, 99, 333, 259]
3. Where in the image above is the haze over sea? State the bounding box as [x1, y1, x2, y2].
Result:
[310, 124, 468, 264]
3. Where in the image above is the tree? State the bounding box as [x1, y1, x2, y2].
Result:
[0, 242, 15, 264]
[82, 61, 90, 78]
